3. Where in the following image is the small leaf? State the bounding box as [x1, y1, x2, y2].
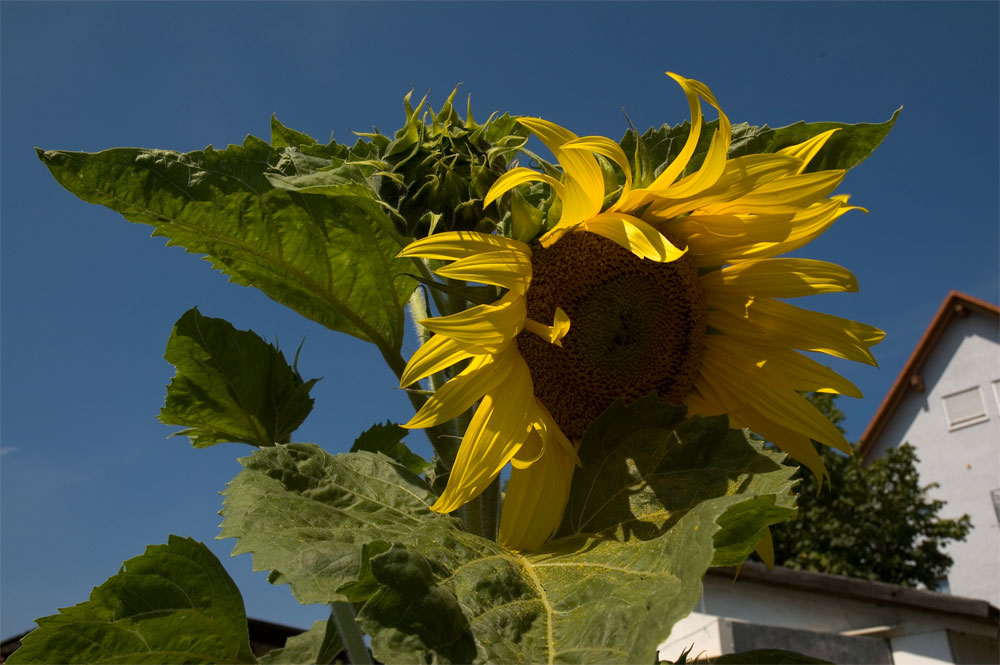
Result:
[8, 536, 255, 664]
[160, 308, 319, 448]
[349, 421, 430, 475]
[270, 115, 321, 150]
[258, 611, 346, 665]
[37, 139, 416, 352]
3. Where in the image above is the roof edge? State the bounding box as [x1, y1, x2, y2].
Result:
[708, 562, 999, 623]
[859, 291, 999, 459]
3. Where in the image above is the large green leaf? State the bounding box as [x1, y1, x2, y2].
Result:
[37, 136, 416, 352]
[619, 109, 898, 190]
[557, 395, 798, 566]
[8, 536, 254, 665]
[726, 108, 901, 173]
[219, 397, 798, 664]
[160, 308, 319, 448]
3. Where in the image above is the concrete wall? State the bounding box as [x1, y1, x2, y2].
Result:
[868, 313, 1000, 607]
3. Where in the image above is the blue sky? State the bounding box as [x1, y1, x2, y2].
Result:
[2, 1, 997, 638]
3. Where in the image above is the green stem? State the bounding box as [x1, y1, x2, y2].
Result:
[478, 477, 500, 541]
[331, 601, 372, 665]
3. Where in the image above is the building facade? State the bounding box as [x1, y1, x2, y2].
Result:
[861, 292, 1000, 608]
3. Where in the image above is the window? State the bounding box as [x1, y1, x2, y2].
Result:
[992, 380, 1000, 413]
[941, 386, 988, 430]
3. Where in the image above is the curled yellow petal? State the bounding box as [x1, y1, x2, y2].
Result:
[498, 427, 577, 551]
[484, 167, 564, 208]
[563, 135, 633, 199]
[523, 307, 571, 347]
[578, 213, 687, 262]
[647, 73, 705, 191]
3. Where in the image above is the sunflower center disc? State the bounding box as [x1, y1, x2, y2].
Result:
[516, 230, 706, 440]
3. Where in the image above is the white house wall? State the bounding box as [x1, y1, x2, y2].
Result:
[868, 313, 1000, 607]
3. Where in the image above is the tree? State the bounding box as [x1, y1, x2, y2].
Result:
[767, 394, 972, 589]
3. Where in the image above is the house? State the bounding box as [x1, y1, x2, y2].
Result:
[860, 291, 1000, 608]
[659, 563, 998, 664]
[657, 291, 1000, 664]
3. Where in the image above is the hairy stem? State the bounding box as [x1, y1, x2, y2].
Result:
[330, 601, 372, 665]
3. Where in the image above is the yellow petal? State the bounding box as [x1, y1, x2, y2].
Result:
[578, 213, 687, 262]
[697, 370, 830, 485]
[403, 351, 515, 429]
[700, 258, 858, 298]
[484, 167, 564, 208]
[523, 306, 571, 347]
[701, 352, 852, 454]
[420, 291, 526, 347]
[638, 153, 800, 222]
[434, 249, 533, 294]
[400, 334, 477, 388]
[647, 73, 705, 191]
[650, 77, 731, 200]
[679, 198, 865, 265]
[706, 169, 846, 215]
[707, 297, 882, 366]
[533, 397, 581, 465]
[563, 135, 633, 199]
[704, 335, 863, 399]
[498, 429, 577, 551]
[509, 428, 545, 470]
[398, 231, 531, 261]
[518, 117, 604, 227]
[431, 354, 535, 513]
[778, 128, 840, 174]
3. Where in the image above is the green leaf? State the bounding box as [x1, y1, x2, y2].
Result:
[37, 138, 416, 352]
[160, 308, 319, 448]
[8, 536, 254, 665]
[557, 395, 798, 566]
[349, 421, 430, 475]
[620, 108, 899, 191]
[270, 115, 322, 150]
[258, 612, 346, 665]
[219, 396, 799, 664]
[714, 649, 831, 664]
[727, 108, 901, 172]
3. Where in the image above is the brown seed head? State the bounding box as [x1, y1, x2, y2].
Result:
[516, 230, 706, 439]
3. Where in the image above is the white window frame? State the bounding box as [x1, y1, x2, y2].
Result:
[942, 386, 989, 431]
[992, 379, 1000, 414]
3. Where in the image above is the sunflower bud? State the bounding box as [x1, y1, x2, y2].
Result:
[370, 88, 529, 238]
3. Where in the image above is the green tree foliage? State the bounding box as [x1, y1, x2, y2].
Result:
[769, 394, 972, 589]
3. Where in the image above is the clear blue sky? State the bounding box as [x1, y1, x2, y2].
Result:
[2, 1, 997, 638]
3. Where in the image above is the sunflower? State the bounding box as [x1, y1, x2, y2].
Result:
[398, 73, 883, 552]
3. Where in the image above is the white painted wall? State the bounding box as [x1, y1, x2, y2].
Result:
[659, 573, 996, 664]
[868, 312, 1000, 607]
